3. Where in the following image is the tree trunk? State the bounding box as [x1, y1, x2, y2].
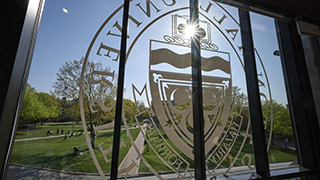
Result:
[90, 122, 95, 148]
[89, 113, 95, 148]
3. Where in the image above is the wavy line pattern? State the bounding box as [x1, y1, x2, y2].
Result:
[150, 48, 230, 74]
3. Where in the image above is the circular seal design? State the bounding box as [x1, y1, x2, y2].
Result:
[80, 1, 273, 179]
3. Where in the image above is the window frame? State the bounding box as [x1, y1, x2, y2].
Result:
[0, 0, 44, 179]
[1, 1, 320, 179]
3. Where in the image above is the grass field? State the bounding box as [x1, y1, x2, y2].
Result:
[11, 128, 140, 173]
[14, 122, 121, 139]
[11, 123, 297, 174]
[15, 123, 84, 139]
[138, 129, 297, 173]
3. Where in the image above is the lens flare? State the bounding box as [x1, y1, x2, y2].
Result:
[62, 8, 68, 13]
[185, 25, 195, 38]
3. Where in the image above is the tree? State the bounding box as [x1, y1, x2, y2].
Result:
[123, 99, 139, 123]
[231, 86, 248, 107]
[262, 100, 293, 139]
[56, 97, 78, 122]
[37, 92, 61, 124]
[231, 86, 249, 130]
[53, 58, 117, 148]
[19, 84, 60, 126]
[53, 58, 116, 101]
[20, 84, 43, 125]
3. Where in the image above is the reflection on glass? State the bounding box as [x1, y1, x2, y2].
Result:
[8, 0, 122, 179]
[301, 34, 320, 123]
[8, 0, 302, 179]
[250, 12, 298, 171]
[125, 1, 254, 179]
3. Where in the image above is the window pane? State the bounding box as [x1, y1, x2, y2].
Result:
[124, 1, 254, 178]
[8, 0, 304, 179]
[8, 0, 122, 179]
[301, 34, 320, 123]
[250, 12, 298, 171]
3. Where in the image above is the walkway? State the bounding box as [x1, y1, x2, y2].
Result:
[7, 164, 101, 180]
[118, 124, 147, 176]
[273, 139, 296, 150]
[7, 162, 296, 180]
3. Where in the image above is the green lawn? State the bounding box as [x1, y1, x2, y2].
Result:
[11, 124, 297, 174]
[139, 129, 297, 173]
[15, 123, 84, 139]
[11, 128, 140, 173]
[14, 123, 129, 139]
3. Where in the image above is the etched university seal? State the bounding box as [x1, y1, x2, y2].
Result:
[80, 1, 273, 179]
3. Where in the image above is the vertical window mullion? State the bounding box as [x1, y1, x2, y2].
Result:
[190, 0, 206, 179]
[110, 0, 130, 179]
[239, 8, 270, 178]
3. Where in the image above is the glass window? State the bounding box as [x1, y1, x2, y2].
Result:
[8, 0, 123, 178]
[301, 33, 320, 124]
[7, 1, 315, 180]
[250, 12, 298, 171]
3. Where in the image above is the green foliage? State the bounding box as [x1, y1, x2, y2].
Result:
[53, 58, 117, 124]
[52, 58, 140, 147]
[20, 84, 42, 122]
[52, 58, 118, 147]
[89, 98, 138, 125]
[262, 100, 293, 138]
[231, 86, 248, 107]
[52, 58, 141, 125]
[123, 99, 139, 123]
[37, 92, 61, 119]
[19, 84, 61, 125]
[53, 58, 116, 101]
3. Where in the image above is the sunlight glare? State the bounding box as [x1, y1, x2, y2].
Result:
[185, 25, 195, 38]
[62, 8, 68, 13]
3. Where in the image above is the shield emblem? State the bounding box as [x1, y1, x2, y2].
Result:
[149, 40, 232, 160]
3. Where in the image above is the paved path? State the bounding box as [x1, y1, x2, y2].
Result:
[7, 162, 295, 180]
[118, 124, 147, 176]
[15, 134, 66, 142]
[7, 164, 102, 180]
[274, 139, 296, 150]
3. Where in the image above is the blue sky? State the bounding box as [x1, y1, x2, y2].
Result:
[29, 0, 120, 93]
[28, 0, 287, 105]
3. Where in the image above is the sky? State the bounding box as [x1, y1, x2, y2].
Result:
[29, 0, 118, 94]
[28, 0, 287, 105]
